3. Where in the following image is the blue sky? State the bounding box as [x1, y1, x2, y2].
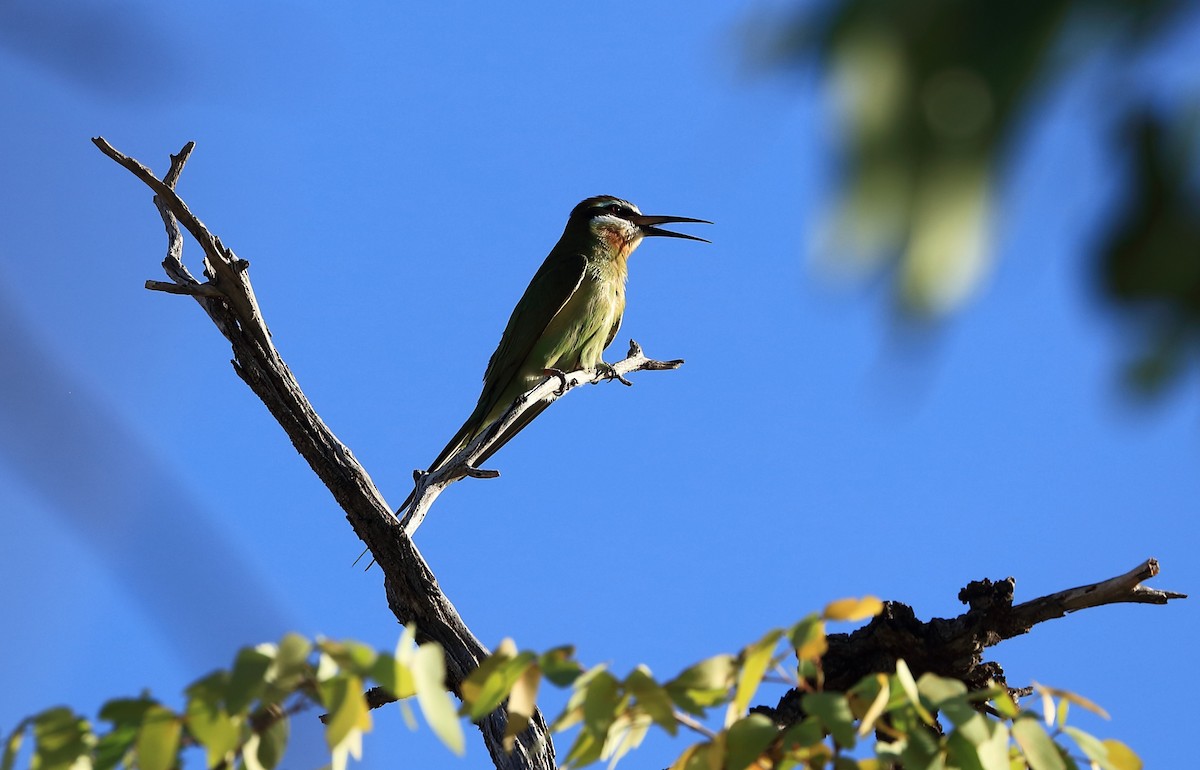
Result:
[1, 1, 1196, 767]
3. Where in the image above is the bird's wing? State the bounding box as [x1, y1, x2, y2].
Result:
[477, 251, 588, 411]
[425, 251, 587, 472]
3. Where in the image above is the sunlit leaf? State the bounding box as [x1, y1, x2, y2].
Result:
[625, 666, 676, 734]
[1101, 739, 1142, 770]
[227, 647, 273, 714]
[412, 643, 464, 756]
[33, 708, 94, 770]
[893, 660, 934, 726]
[664, 655, 736, 716]
[729, 629, 783, 726]
[726, 713, 778, 770]
[802, 692, 856, 748]
[503, 664, 541, 753]
[319, 675, 371, 751]
[823, 597, 884, 622]
[852, 674, 890, 737]
[1012, 717, 1066, 770]
[1033, 683, 1110, 721]
[540, 645, 583, 687]
[789, 616, 827, 662]
[185, 689, 240, 768]
[135, 705, 181, 770]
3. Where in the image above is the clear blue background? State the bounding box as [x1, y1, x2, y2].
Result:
[1, 2, 1196, 767]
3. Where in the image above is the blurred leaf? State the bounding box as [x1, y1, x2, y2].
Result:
[625, 666, 677, 734]
[789, 616, 827, 663]
[664, 655, 736, 715]
[802, 692, 856, 748]
[319, 675, 371, 751]
[320, 640, 377, 677]
[255, 716, 289, 770]
[1012, 717, 1066, 770]
[2, 722, 27, 770]
[227, 647, 273, 714]
[185, 688, 240, 768]
[823, 596, 884, 622]
[411, 644, 464, 756]
[1101, 739, 1142, 770]
[462, 652, 536, 721]
[539, 645, 583, 687]
[370, 654, 415, 700]
[32, 708, 93, 770]
[134, 705, 180, 770]
[729, 629, 783, 725]
[98, 698, 156, 728]
[893, 660, 934, 725]
[851, 674, 890, 736]
[93, 725, 137, 770]
[1033, 683, 1110, 721]
[503, 664, 541, 753]
[726, 713, 778, 770]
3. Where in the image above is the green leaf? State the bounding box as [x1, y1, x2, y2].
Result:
[600, 712, 652, 768]
[918, 674, 989, 746]
[98, 698, 157, 728]
[823, 596, 884, 622]
[726, 714, 779, 770]
[32, 708, 93, 770]
[256, 713, 289, 770]
[319, 640, 378, 677]
[802, 692, 856, 748]
[503, 664, 541, 753]
[3, 721, 28, 770]
[185, 689, 241, 768]
[275, 633, 312, 673]
[894, 660, 935, 725]
[780, 716, 823, 750]
[562, 671, 621, 768]
[319, 675, 371, 751]
[135, 705, 181, 770]
[227, 647, 273, 714]
[412, 643, 464, 756]
[625, 667, 676, 734]
[369, 655, 416, 700]
[1013, 717, 1066, 770]
[1061, 726, 1124, 770]
[789, 616, 827, 662]
[461, 651, 536, 721]
[664, 654, 735, 716]
[729, 629, 782, 725]
[1033, 683, 1110, 720]
[93, 725, 137, 770]
[851, 674, 889, 737]
[539, 645, 583, 687]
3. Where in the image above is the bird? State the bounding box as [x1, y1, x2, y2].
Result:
[407, 195, 709, 506]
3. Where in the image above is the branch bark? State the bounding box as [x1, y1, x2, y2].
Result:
[757, 558, 1185, 726]
[93, 138, 682, 770]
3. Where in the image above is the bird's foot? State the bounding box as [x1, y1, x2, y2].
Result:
[543, 367, 569, 396]
[597, 361, 633, 387]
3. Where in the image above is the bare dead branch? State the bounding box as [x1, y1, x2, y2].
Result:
[758, 559, 1184, 726]
[95, 137, 563, 770]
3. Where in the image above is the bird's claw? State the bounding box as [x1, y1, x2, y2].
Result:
[597, 362, 633, 387]
[543, 367, 569, 396]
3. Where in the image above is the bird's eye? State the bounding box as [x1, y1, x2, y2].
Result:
[607, 204, 622, 215]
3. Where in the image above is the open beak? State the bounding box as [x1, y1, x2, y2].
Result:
[628, 213, 712, 243]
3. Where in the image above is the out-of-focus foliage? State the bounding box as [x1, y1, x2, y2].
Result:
[3, 597, 1143, 770]
[753, 0, 1199, 392]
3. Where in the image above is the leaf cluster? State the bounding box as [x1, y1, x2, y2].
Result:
[3, 598, 1141, 770]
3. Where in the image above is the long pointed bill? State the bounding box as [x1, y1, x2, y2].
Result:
[628, 213, 712, 243]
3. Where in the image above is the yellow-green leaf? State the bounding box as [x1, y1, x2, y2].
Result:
[664, 655, 735, 716]
[1101, 739, 1142, 770]
[823, 596, 884, 622]
[185, 693, 240, 768]
[503, 664, 541, 753]
[802, 692, 856, 748]
[1032, 683, 1110, 720]
[319, 675, 371, 751]
[1012, 717, 1066, 770]
[625, 666, 676, 734]
[789, 616, 827, 662]
[854, 674, 890, 737]
[726, 713, 779, 770]
[412, 643, 464, 756]
[2, 723, 25, 770]
[894, 660, 935, 726]
[729, 629, 782, 726]
[135, 705, 181, 770]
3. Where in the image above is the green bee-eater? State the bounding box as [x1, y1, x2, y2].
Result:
[417, 195, 709, 486]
